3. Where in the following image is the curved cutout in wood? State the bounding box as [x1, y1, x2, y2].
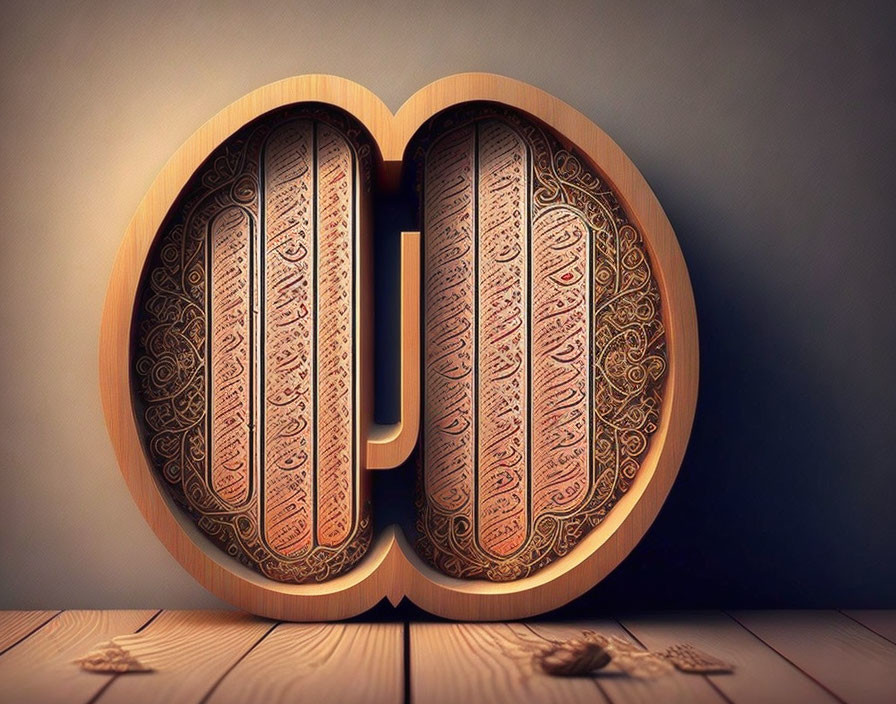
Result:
[366, 231, 420, 469]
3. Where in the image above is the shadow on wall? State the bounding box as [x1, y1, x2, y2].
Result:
[561, 190, 893, 613]
[359, 177, 892, 621]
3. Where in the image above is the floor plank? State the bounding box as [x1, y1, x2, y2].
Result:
[618, 611, 837, 704]
[93, 610, 274, 704]
[527, 620, 724, 704]
[0, 610, 60, 653]
[1, 610, 893, 703]
[0, 610, 157, 704]
[731, 610, 896, 703]
[842, 610, 896, 645]
[411, 623, 608, 704]
[205, 623, 403, 704]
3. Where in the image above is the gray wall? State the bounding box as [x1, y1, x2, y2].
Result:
[1, 1, 893, 611]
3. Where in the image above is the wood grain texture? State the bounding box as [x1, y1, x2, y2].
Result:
[209, 207, 253, 507]
[0, 611, 891, 703]
[94, 610, 272, 704]
[0, 610, 59, 653]
[206, 623, 402, 704]
[0, 610, 156, 704]
[618, 612, 837, 703]
[843, 609, 896, 644]
[731, 610, 896, 703]
[100, 74, 698, 620]
[411, 623, 607, 704]
[527, 621, 724, 704]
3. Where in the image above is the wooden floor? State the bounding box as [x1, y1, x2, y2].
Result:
[1, 611, 894, 703]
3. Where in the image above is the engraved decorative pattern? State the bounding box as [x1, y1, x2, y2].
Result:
[133, 106, 373, 583]
[209, 207, 253, 506]
[476, 121, 529, 557]
[261, 121, 315, 557]
[315, 125, 355, 548]
[415, 105, 668, 581]
[421, 126, 476, 521]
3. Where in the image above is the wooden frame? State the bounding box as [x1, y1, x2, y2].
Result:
[99, 73, 698, 620]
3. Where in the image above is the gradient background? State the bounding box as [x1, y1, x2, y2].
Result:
[1, 1, 893, 613]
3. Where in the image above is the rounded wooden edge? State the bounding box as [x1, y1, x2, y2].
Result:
[99, 73, 698, 621]
[386, 73, 699, 620]
[99, 75, 402, 621]
[366, 231, 421, 469]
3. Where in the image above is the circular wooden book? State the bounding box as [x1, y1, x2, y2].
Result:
[100, 74, 698, 620]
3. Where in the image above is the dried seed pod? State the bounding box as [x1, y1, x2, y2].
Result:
[537, 639, 612, 676]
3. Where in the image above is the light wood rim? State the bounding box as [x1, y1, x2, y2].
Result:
[99, 73, 698, 620]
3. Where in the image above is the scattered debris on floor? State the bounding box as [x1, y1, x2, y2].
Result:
[538, 639, 612, 676]
[73, 610, 257, 675]
[535, 630, 734, 678]
[74, 641, 153, 673]
[660, 642, 736, 673]
[74, 623, 735, 679]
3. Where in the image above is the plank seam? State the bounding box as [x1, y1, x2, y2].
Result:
[133, 609, 164, 634]
[403, 622, 411, 704]
[84, 609, 164, 704]
[0, 610, 62, 658]
[838, 609, 896, 647]
[615, 617, 730, 703]
[701, 671, 735, 704]
[519, 623, 610, 703]
[722, 611, 847, 704]
[196, 619, 281, 704]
